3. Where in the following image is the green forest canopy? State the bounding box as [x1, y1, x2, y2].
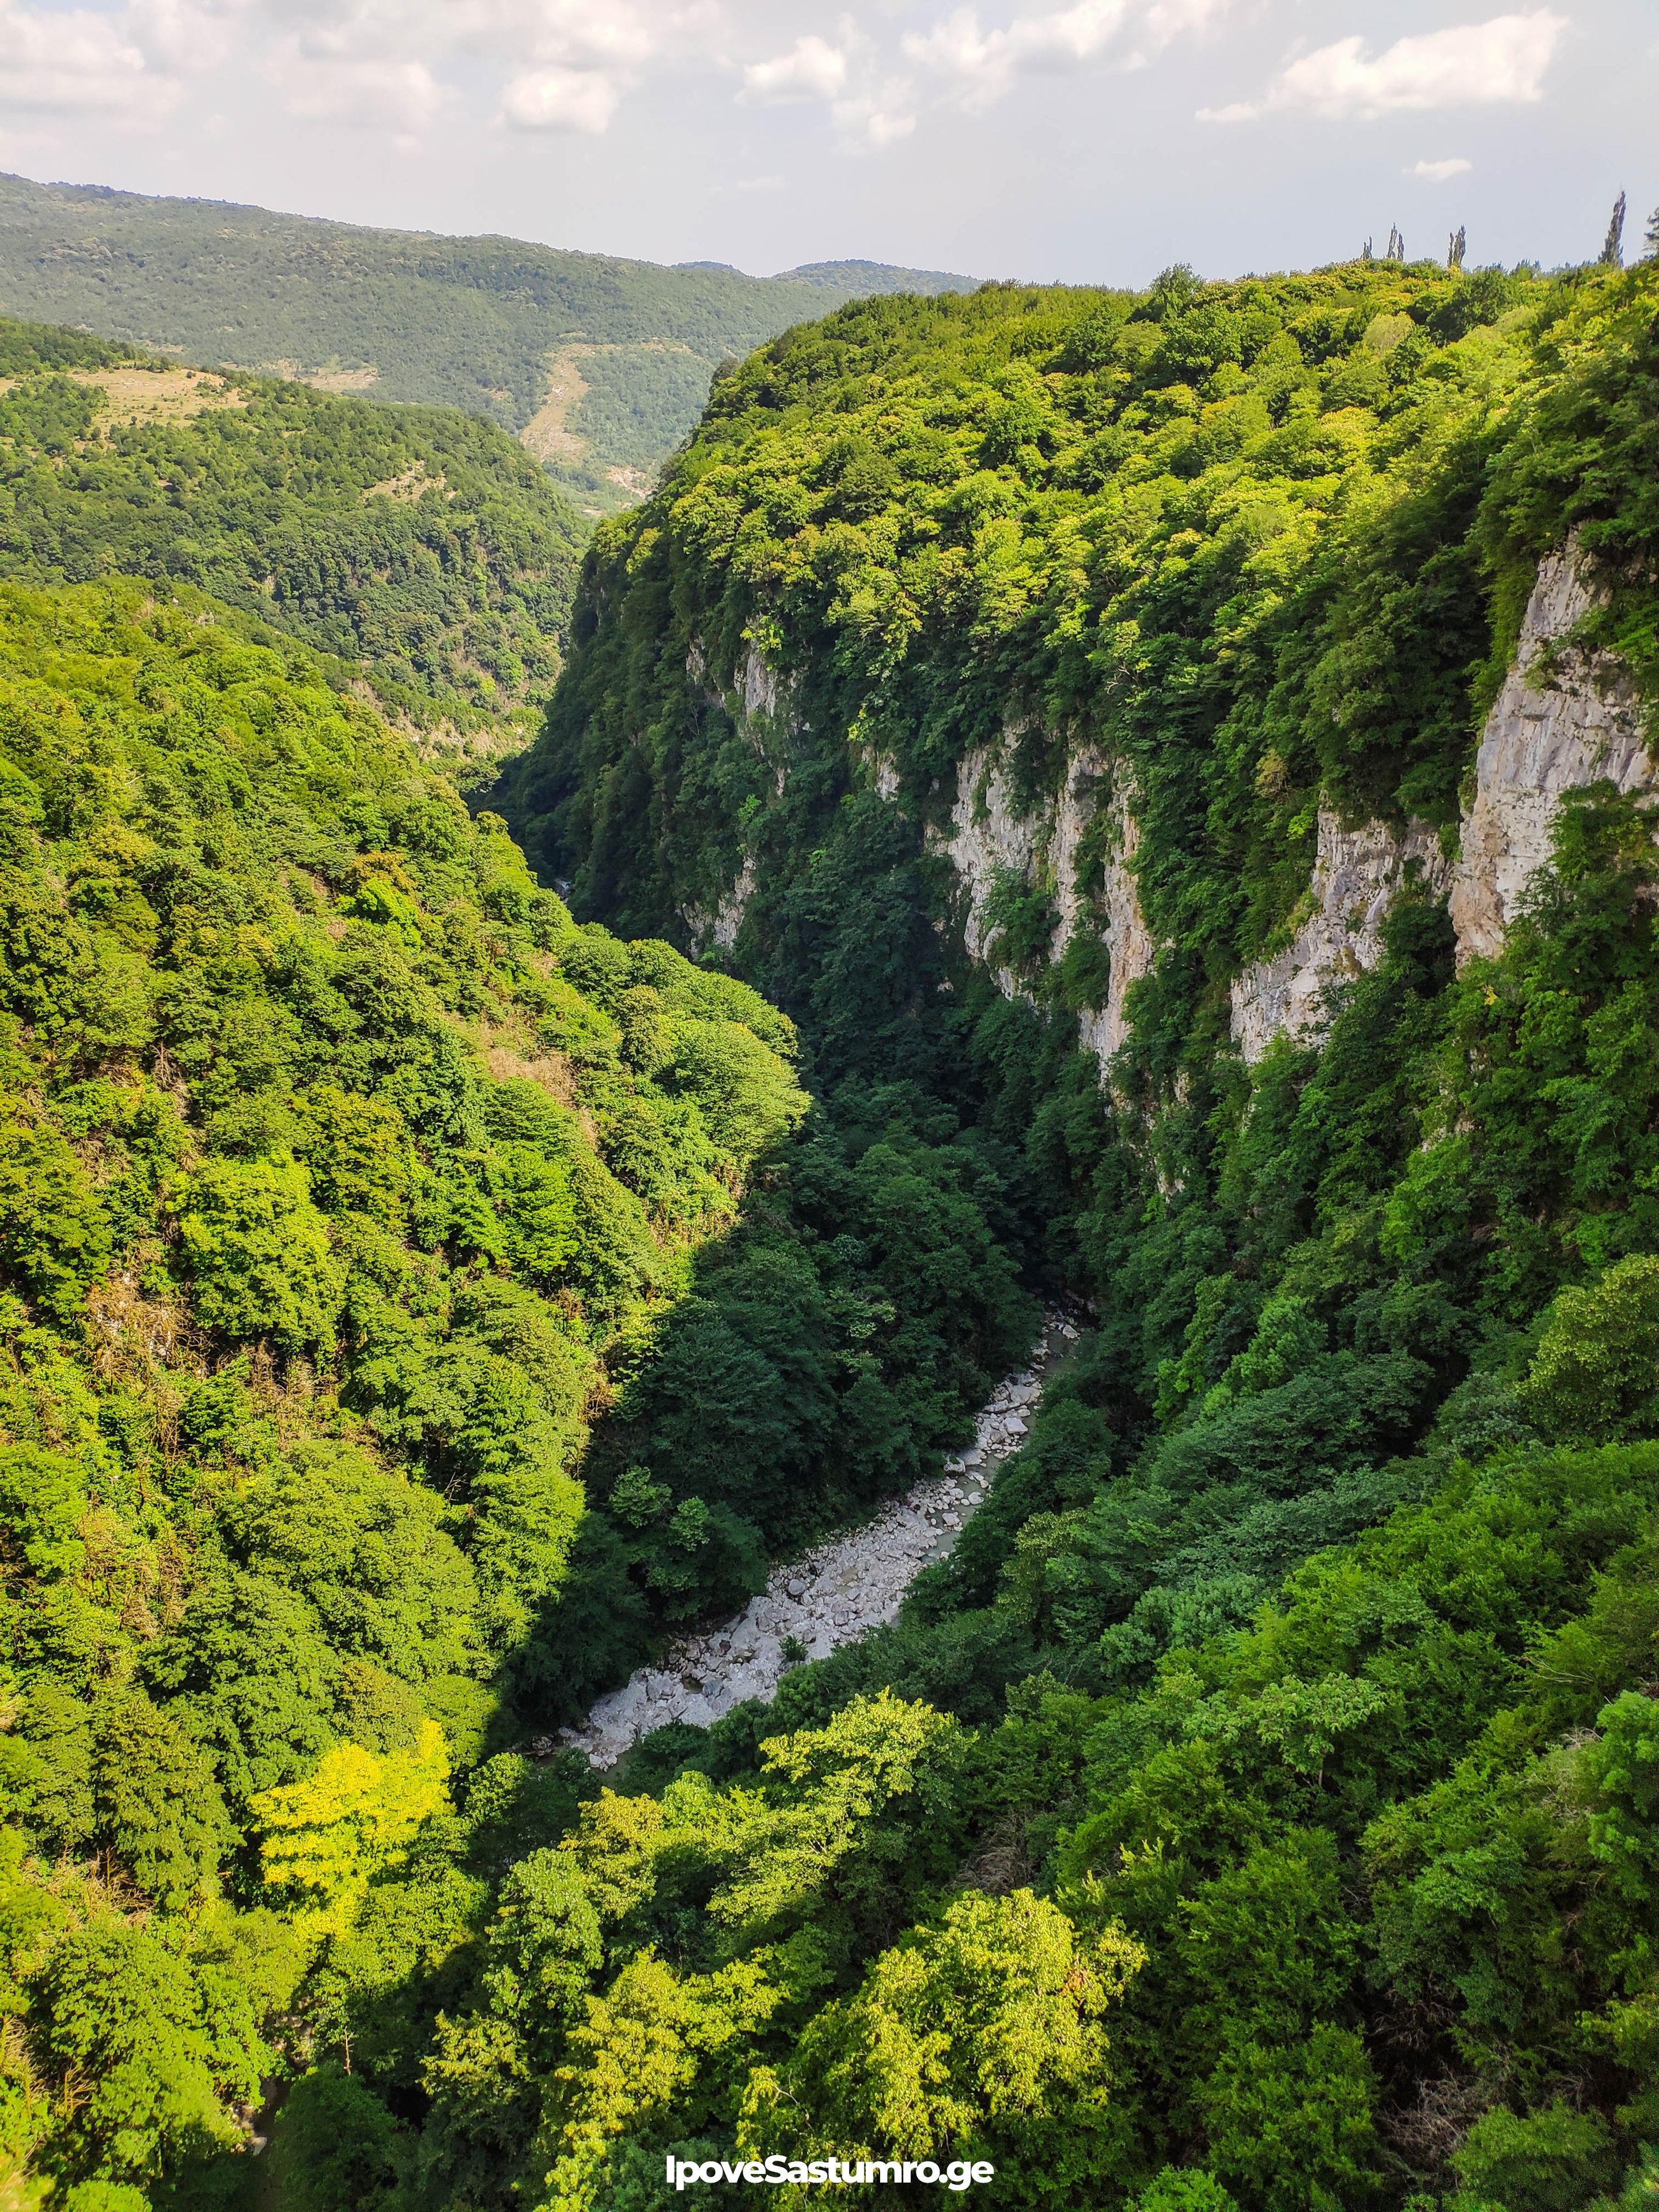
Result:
[0, 311, 589, 772]
[463, 253, 1659, 2210]
[3, 249, 1659, 2212]
[0, 172, 974, 511]
[0, 568, 1036, 2210]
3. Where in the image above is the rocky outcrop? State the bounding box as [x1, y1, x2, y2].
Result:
[1231, 812, 1450, 1063]
[558, 1317, 1081, 1768]
[687, 855, 756, 955]
[1449, 547, 1653, 963]
[683, 642, 796, 955]
[933, 737, 1155, 1069]
[1231, 542, 1654, 1058]
[1084, 785, 1157, 1065]
[938, 740, 1044, 990]
[735, 641, 786, 725]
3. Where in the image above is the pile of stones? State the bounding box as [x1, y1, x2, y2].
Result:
[555, 1315, 1077, 1768]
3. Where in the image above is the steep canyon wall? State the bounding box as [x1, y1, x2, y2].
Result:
[688, 543, 1653, 1078]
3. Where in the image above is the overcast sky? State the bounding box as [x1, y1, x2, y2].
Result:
[0, 0, 1650, 286]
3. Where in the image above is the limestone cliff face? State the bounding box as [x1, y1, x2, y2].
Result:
[1230, 814, 1450, 1064]
[933, 737, 1154, 1065]
[1077, 782, 1156, 1066]
[1230, 541, 1652, 1057]
[682, 642, 793, 955]
[936, 740, 1044, 990]
[682, 544, 1650, 1075]
[685, 856, 757, 955]
[1449, 547, 1652, 962]
[683, 635, 1159, 1070]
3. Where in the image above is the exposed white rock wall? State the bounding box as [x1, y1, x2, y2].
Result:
[1230, 543, 1654, 1058]
[708, 857, 756, 953]
[933, 737, 1155, 1069]
[685, 857, 758, 959]
[737, 641, 784, 725]
[683, 641, 795, 956]
[1449, 547, 1653, 963]
[1049, 745, 1109, 953]
[940, 740, 1043, 991]
[1230, 812, 1450, 1063]
[857, 746, 902, 801]
[1089, 788, 1157, 1065]
[556, 1316, 1082, 1768]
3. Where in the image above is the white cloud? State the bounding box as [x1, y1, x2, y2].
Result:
[834, 89, 916, 145]
[906, 0, 1228, 111]
[1201, 9, 1567, 123]
[127, 0, 228, 74]
[236, 0, 672, 134]
[737, 19, 914, 151]
[517, 0, 658, 76]
[1410, 156, 1473, 180]
[0, 0, 176, 116]
[282, 55, 448, 128]
[501, 63, 619, 131]
[743, 33, 849, 104]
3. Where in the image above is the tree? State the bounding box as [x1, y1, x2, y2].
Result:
[1450, 2101, 1618, 2211]
[1646, 203, 1659, 259]
[94, 1692, 236, 1912]
[268, 2063, 400, 2212]
[1601, 190, 1627, 267]
[250, 1718, 450, 1933]
[1522, 1256, 1659, 1442]
[1447, 225, 1467, 272]
[175, 1152, 343, 1355]
[743, 1889, 1145, 2200]
[479, 1847, 604, 2052]
[1196, 2026, 1379, 2212]
[35, 1923, 263, 2186]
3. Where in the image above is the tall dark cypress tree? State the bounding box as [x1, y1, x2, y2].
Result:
[1600, 190, 1627, 267]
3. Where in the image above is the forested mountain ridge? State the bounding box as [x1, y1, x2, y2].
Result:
[0, 172, 974, 514]
[7, 240, 1659, 2212]
[0, 572, 1035, 2207]
[472, 256, 1659, 2207]
[0, 310, 586, 776]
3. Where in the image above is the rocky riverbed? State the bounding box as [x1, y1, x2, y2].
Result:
[556, 1314, 1078, 1768]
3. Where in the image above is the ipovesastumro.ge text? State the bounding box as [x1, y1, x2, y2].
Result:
[668, 2157, 995, 2190]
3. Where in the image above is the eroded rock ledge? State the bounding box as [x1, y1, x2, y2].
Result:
[1449, 547, 1652, 963]
[1230, 813, 1451, 1065]
[931, 738, 1154, 1065]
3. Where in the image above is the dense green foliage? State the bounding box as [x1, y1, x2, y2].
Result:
[8, 242, 1659, 2211]
[435, 255, 1659, 2207]
[0, 575, 1032, 2205]
[0, 172, 971, 510]
[0, 314, 586, 760]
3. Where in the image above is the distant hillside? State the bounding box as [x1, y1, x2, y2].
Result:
[0, 310, 586, 776]
[0, 172, 975, 513]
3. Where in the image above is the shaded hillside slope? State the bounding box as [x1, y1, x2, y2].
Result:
[0, 569, 1037, 2207]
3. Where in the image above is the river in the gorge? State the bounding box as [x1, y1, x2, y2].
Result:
[552, 1311, 1080, 1768]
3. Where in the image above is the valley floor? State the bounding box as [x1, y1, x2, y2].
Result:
[559, 1315, 1080, 1765]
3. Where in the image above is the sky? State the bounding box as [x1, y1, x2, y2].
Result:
[0, 0, 1651, 286]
